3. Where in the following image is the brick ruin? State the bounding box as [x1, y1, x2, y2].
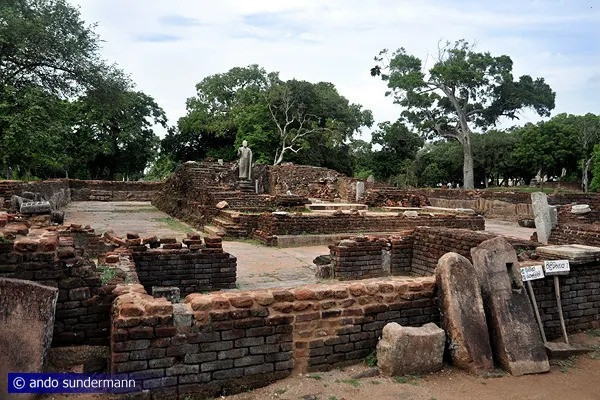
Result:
[110, 276, 437, 397]
[4, 163, 600, 398]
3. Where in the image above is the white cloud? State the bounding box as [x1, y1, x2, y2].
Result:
[71, 0, 600, 137]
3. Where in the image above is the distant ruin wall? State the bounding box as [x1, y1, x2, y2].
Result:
[362, 188, 600, 221]
[68, 179, 163, 201]
[254, 213, 484, 245]
[269, 164, 350, 200]
[0, 179, 70, 210]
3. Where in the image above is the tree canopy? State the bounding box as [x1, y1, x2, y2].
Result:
[0, 0, 165, 180]
[167, 65, 372, 174]
[371, 40, 556, 188]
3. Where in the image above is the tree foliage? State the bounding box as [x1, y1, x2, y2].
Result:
[170, 65, 372, 172]
[371, 40, 555, 188]
[0, 0, 165, 179]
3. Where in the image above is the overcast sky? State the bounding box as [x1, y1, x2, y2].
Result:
[71, 0, 599, 139]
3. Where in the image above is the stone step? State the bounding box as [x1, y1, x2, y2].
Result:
[203, 225, 225, 236]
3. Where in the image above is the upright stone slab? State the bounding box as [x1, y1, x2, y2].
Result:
[471, 237, 550, 376]
[0, 278, 58, 399]
[435, 252, 494, 373]
[377, 322, 445, 376]
[355, 181, 365, 202]
[531, 192, 552, 244]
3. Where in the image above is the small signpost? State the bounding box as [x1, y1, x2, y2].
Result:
[520, 264, 547, 343]
[544, 260, 571, 344]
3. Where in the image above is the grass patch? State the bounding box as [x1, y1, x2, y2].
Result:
[365, 350, 377, 367]
[340, 378, 361, 387]
[308, 374, 322, 380]
[328, 397, 339, 400]
[153, 217, 195, 233]
[551, 357, 577, 373]
[370, 380, 381, 385]
[224, 237, 262, 246]
[112, 207, 157, 213]
[483, 186, 579, 194]
[586, 329, 600, 337]
[274, 388, 287, 395]
[97, 264, 118, 285]
[393, 374, 421, 385]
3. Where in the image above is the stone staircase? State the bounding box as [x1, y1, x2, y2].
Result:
[203, 210, 249, 238]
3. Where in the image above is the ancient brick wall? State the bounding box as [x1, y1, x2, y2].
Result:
[132, 237, 236, 296]
[547, 224, 600, 246]
[410, 227, 538, 276]
[529, 262, 600, 338]
[0, 226, 118, 346]
[255, 212, 484, 244]
[110, 276, 437, 397]
[0, 179, 70, 210]
[269, 164, 350, 200]
[57, 225, 117, 259]
[329, 237, 389, 280]
[68, 179, 163, 201]
[362, 188, 600, 222]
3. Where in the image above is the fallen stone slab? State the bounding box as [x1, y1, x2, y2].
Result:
[435, 252, 494, 373]
[20, 200, 52, 214]
[544, 342, 595, 359]
[471, 236, 550, 376]
[377, 322, 445, 376]
[0, 278, 58, 400]
[571, 204, 591, 214]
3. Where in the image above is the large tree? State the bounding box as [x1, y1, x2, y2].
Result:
[266, 78, 372, 165]
[173, 65, 372, 171]
[371, 40, 555, 189]
[0, 0, 166, 179]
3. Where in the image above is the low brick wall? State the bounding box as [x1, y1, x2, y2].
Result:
[0, 225, 118, 345]
[0, 179, 70, 210]
[547, 224, 600, 246]
[329, 237, 389, 280]
[361, 188, 600, 222]
[255, 212, 484, 245]
[132, 237, 236, 297]
[269, 164, 349, 200]
[110, 276, 437, 397]
[68, 179, 163, 201]
[529, 261, 600, 338]
[411, 227, 538, 276]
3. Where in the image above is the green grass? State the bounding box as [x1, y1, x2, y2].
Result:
[393, 374, 421, 385]
[153, 217, 196, 233]
[340, 378, 361, 387]
[328, 397, 339, 400]
[274, 388, 287, 395]
[308, 374, 322, 380]
[483, 186, 580, 194]
[586, 329, 600, 337]
[112, 207, 157, 213]
[224, 237, 262, 246]
[551, 356, 577, 373]
[365, 350, 377, 367]
[97, 264, 118, 285]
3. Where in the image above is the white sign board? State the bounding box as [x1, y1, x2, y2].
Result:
[544, 259, 570, 275]
[520, 265, 545, 281]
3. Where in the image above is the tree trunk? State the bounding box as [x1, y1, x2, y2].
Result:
[462, 132, 475, 189]
[583, 157, 592, 193]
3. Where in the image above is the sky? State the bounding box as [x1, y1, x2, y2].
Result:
[71, 0, 600, 139]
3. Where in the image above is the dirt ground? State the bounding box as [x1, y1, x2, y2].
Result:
[40, 332, 600, 400]
[223, 332, 600, 400]
[63, 201, 326, 290]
